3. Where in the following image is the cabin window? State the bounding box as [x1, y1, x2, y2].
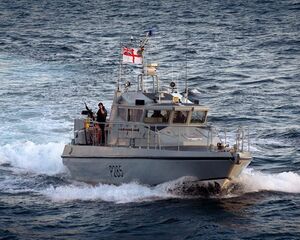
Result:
[191, 111, 207, 124]
[173, 111, 188, 124]
[127, 109, 143, 122]
[144, 110, 170, 124]
[118, 108, 126, 120]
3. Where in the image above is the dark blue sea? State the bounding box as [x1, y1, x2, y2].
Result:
[0, 0, 300, 239]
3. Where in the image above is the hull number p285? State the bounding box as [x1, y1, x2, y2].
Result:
[109, 165, 124, 178]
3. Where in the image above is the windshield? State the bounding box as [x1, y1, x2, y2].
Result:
[144, 110, 170, 124]
[190, 111, 207, 124]
[128, 109, 143, 122]
[173, 111, 188, 124]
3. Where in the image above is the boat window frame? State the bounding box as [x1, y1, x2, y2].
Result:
[116, 105, 208, 126]
[188, 106, 209, 125]
[117, 105, 145, 123]
[169, 106, 193, 125]
[190, 110, 208, 125]
[117, 107, 127, 121]
[171, 110, 190, 124]
[144, 109, 171, 124]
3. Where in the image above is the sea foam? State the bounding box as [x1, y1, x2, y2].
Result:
[40, 169, 300, 203]
[236, 168, 300, 194]
[1, 141, 300, 203]
[41, 182, 175, 204]
[0, 141, 66, 175]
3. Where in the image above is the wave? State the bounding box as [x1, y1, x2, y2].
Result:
[259, 127, 300, 140]
[0, 141, 66, 175]
[40, 181, 175, 204]
[239, 78, 276, 85]
[235, 168, 300, 194]
[39, 169, 300, 203]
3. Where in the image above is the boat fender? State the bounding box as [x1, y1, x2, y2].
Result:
[84, 118, 90, 129]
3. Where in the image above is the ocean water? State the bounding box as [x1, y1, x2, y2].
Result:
[0, 0, 300, 239]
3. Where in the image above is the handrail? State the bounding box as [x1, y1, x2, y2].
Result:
[77, 119, 251, 152]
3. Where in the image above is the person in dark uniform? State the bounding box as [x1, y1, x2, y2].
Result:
[97, 102, 107, 144]
[151, 110, 163, 118]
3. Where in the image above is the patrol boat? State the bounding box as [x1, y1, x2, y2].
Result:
[62, 33, 252, 191]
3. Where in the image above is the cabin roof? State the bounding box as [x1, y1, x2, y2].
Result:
[143, 92, 174, 101]
[117, 90, 209, 111]
[117, 103, 209, 111]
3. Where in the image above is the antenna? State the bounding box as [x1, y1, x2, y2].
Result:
[140, 30, 152, 49]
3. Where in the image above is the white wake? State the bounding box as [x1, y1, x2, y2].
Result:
[236, 168, 300, 194]
[41, 182, 175, 204]
[1, 141, 300, 203]
[0, 141, 66, 175]
[40, 169, 300, 203]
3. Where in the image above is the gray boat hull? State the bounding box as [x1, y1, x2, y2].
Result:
[62, 145, 251, 188]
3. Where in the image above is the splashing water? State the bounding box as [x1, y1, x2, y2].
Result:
[41, 182, 176, 204]
[39, 169, 300, 203]
[236, 168, 300, 194]
[0, 141, 66, 175]
[0, 141, 300, 203]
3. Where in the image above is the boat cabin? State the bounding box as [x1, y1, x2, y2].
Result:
[111, 85, 209, 127]
[116, 104, 208, 126]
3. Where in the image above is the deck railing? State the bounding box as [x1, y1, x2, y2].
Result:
[78, 119, 250, 152]
[217, 126, 251, 152]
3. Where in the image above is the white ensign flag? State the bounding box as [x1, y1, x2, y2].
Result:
[122, 47, 143, 64]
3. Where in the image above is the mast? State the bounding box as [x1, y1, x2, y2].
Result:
[139, 31, 157, 93]
[118, 31, 157, 93]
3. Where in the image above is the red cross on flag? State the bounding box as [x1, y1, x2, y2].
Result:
[122, 47, 143, 64]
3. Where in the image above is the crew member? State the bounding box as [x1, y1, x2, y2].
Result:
[97, 102, 107, 144]
[174, 111, 186, 123]
[151, 110, 163, 118]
